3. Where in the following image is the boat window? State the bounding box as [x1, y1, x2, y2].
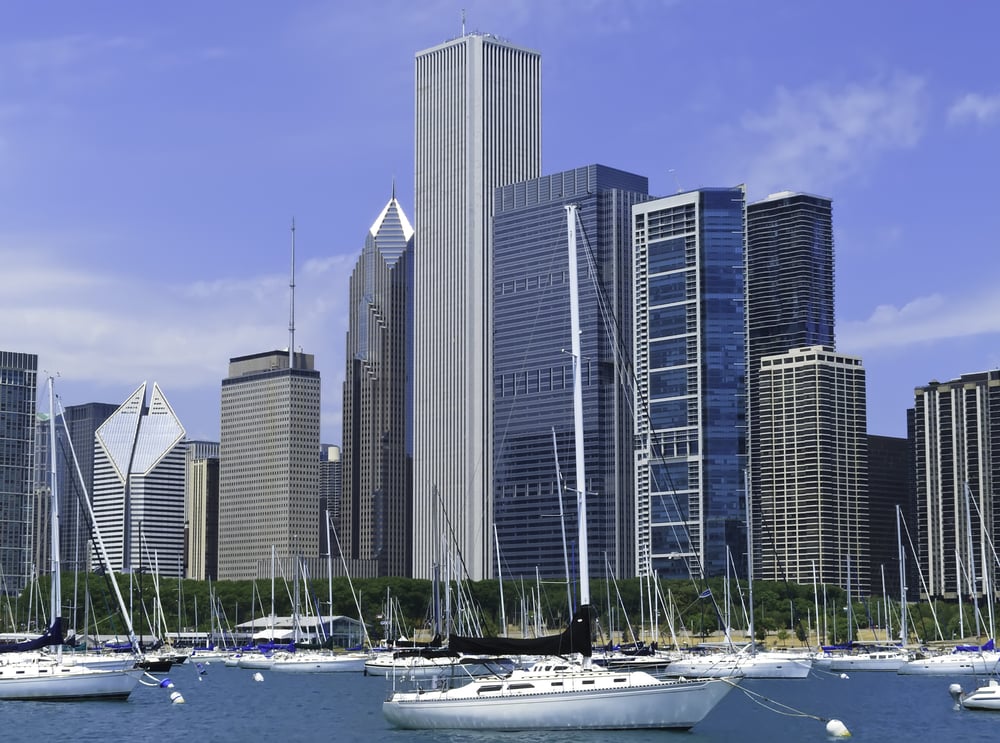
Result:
[582, 679, 595, 685]
[508, 683, 534, 691]
[477, 685, 502, 694]
[550, 681, 563, 687]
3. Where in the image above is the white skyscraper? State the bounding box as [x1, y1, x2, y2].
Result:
[412, 33, 541, 579]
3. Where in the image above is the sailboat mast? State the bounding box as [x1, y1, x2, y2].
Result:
[897, 505, 907, 643]
[47, 378, 62, 655]
[565, 204, 589, 606]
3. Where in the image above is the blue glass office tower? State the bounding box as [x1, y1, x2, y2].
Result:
[493, 165, 648, 586]
[632, 188, 746, 579]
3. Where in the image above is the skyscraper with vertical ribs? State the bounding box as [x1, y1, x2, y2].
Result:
[0, 351, 37, 595]
[92, 382, 187, 576]
[217, 350, 321, 581]
[342, 193, 413, 577]
[412, 32, 541, 579]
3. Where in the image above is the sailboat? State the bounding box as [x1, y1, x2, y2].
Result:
[0, 377, 143, 700]
[382, 205, 736, 731]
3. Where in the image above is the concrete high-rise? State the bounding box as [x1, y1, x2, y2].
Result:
[93, 382, 187, 576]
[913, 370, 1000, 600]
[632, 188, 746, 580]
[342, 194, 413, 577]
[493, 165, 649, 584]
[0, 351, 37, 595]
[412, 32, 541, 579]
[757, 346, 868, 593]
[217, 350, 321, 580]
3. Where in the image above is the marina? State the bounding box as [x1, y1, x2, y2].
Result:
[3, 660, 999, 742]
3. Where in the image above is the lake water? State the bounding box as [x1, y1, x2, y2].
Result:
[1, 661, 998, 742]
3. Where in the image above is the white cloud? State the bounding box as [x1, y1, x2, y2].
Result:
[948, 92, 1000, 126]
[839, 285, 1000, 352]
[737, 74, 927, 198]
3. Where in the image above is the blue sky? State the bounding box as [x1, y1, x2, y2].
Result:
[3, 1, 999, 443]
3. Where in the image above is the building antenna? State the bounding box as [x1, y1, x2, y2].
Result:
[289, 217, 296, 369]
[461, 8, 466, 35]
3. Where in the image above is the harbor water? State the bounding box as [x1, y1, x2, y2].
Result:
[2, 660, 998, 742]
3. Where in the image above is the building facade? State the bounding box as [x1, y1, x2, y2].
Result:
[185, 440, 219, 580]
[320, 444, 342, 547]
[492, 164, 648, 584]
[342, 194, 413, 577]
[0, 351, 39, 595]
[632, 188, 746, 579]
[745, 192, 835, 580]
[217, 350, 321, 581]
[93, 382, 187, 576]
[757, 346, 869, 593]
[412, 32, 541, 579]
[867, 433, 917, 601]
[913, 370, 1000, 600]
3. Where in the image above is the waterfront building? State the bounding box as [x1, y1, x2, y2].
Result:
[632, 188, 746, 579]
[867, 433, 917, 601]
[217, 350, 321, 581]
[913, 370, 1000, 600]
[0, 351, 39, 595]
[493, 164, 648, 583]
[757, 346, 869, 593]
[412, 31, 541, 579]
[185, 440, 219, 580]
[342, 194, 413, 577]
[92, 382, 187, 576]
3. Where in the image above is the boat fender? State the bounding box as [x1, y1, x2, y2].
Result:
[839, 673, 849, 680]
[253, 672, 264, 682]
[825, 719, 850, 737]
[170, 691, 186, 704]
[159, 678, 174, 688]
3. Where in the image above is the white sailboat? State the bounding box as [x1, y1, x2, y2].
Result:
[382, 205, 736, 731]
[0, 378, 143, 701]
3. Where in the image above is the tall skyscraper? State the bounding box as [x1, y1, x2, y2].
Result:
[913, 370, 1000, 599]
[0, 351, 39, 595]
[493, 165, 648, 583]
[632, 188, 746, 579]
[746, 192, 835, 581]
[320, 444, 342, 546]
[412, 32, 541, 579]
[342, 194, 413, 577]
[217, 350, 321, 580]
[93, 382, 187, 576]
[0, 351, 37, 594]
[867, 433, 916, 600]
[55, 402, 117, 573]
[757, 346, 869, 593]
[185, 440, 219, 580]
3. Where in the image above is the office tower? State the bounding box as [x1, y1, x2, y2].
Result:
[913, 370, 1000, 599]
[0, 351, 38, 595]
[185, 440, 219, 580]
[412, 32, 541, 579]
[342, 194, 413, 577]
[93, 382, 187, 576]
[54, 402, 117, 573]
[867, 434, 916, 600]
[493, 165, 649, 583]
[757, 346, 869, 593]
[218, 350, 321, 581]
[632, 188, 746, 579]
[746, 192, 835, 580]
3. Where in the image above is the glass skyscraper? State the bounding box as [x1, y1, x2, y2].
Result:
[632, 188, 746, 579]
[0, 351, 38, 595]
[412, 32, 541, 580]
[492, 164, 649, 586]
[342, 194, 413, 578]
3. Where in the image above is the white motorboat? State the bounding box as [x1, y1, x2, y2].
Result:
[898, 648, 1000, 675]
[665, 648, 812, 679]
[950, 678, 1000, 710]
[271, 650, 370, 673]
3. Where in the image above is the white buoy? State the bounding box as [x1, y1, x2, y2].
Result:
[826, 719, 850, 737]
[839, 672, 849, 680]
[169, 691, 186, 705]
[252, 672, 264, 682]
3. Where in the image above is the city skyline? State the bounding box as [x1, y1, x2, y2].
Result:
[3, 2, 999, 444]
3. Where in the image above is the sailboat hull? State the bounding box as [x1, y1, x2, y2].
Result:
[0, 663, 143, 701]
[383, 666, 736, 730]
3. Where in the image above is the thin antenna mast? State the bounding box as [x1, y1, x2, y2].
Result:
[289, 218, 296, 369]
[461, 8, 466, 36]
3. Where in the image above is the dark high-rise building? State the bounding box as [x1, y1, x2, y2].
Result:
[632, 188, 746, 579]
[342, 194, 413, 577]
[913, 370, 1000, 600]
[185, 440, 219, 580]
[867, 433, 916, 601]
[0, 351, 38, 595]
[412, 32, 541, 580]
[492, 164, 649, 583]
